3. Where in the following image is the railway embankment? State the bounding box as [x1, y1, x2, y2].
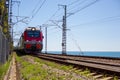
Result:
[16, 53, 90, 80]
[2, 52, 120, 80]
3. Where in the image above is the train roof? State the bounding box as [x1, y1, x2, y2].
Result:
[25, 27, 41, 31]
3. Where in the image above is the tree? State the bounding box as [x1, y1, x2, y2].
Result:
[0, 0, 10, 38]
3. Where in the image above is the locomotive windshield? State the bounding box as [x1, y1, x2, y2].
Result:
[27, 31, 40, 37]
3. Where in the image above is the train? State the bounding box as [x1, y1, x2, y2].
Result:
[17, 27, 44, 53]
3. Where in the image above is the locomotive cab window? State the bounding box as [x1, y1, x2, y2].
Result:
[27, 31, 40, 37]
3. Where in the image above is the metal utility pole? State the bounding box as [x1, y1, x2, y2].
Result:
[45, 27, 47, 53]
[5, 0, 10, 36]
[9, 0, 12, 39]
[42, 24, 47, 54]
[62, 5, 67, 55]
[9, 0, 20, 44]
[42, 24, 60, 54]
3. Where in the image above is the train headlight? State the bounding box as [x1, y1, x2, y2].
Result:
[26, 40, 29, 42]
[38, 41, 41, 43]
[32, 28, 35, 31]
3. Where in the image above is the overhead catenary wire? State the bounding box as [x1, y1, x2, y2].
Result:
[67, 0, 87, 11]
[31, 0, 42, 14]
[32, 0, 46, 18]
[17, 1, 21, 22]
[69, 15, 120, 28]
[67, 0, 99, 18]
[52, 0, 85, 19]
[28, 0, 47, 23]
[43, 8, 61, 25]
[55, 0, 99, 26]
[47, 28, 61, 36]
[43, 0, 86, 25]
[67, 0, 82, 6]
[45, 0, 99, 26]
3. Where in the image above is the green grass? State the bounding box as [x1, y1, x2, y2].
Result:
[0, 54, 12, 80]
[114, 76, 118, 80]
[34, 57, 91, 76]
[16, 55, 80, 80]
[0, 63, 9, 79]
[34, 57, 74, 71]
[17, 55, 90, 79]
[16, 55, 58, 79]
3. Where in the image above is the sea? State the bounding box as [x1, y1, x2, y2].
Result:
[45, 51, 120, 58]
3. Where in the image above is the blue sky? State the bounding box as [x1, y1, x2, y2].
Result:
[13, 0, 120, 51]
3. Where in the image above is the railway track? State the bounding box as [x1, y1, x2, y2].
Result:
[37, 53, 120, 78]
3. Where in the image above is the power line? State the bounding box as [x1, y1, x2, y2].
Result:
[28, 0, 46, 24]
[43, 8, 61, 24]
[49, 0, 99, 23]
[49, 9, 60, 20]
[68, 0, 87, 11]
[31, 0, 42, 15]
[50, 0, 85, 20]
[50, 20, 62, 29]
[69, 15, 120, 28]
[67, 0, 99, 18]
[67, 0, 81, 6]
[49, 0, 80, 21]
[31, 0, 46, 19]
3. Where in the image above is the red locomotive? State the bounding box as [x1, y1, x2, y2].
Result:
[18, 27, 44, 53]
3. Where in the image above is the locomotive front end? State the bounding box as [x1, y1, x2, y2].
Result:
[24, 27, 43, 53]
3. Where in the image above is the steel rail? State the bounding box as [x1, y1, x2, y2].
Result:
[37, 53, 120, 75]
[39, 54, 120, 67]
